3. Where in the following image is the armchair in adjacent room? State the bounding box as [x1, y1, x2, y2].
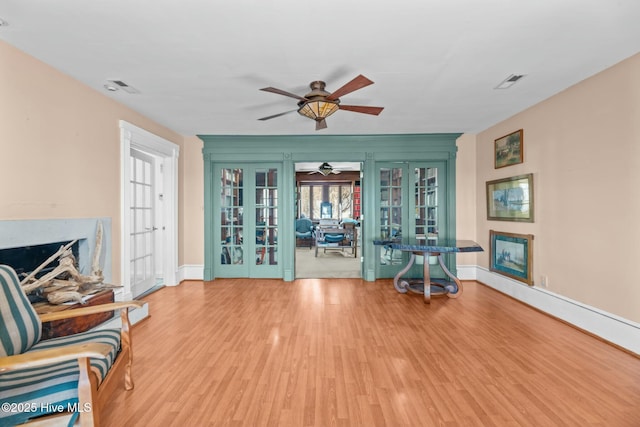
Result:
[295, 217, 315, 249]
[0, 265, 143, 426]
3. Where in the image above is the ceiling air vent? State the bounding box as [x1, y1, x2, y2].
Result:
[495, 74, 526, 90]
[105, 79, 140, 94]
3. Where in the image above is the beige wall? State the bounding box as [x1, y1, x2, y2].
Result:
[181, 136, 205, 265]
[475, 52, 640, 323]
[0, 40, 184, 278]
[455, 133, 478, 267]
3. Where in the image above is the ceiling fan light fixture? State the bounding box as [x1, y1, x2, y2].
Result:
[297, 100, 340, 122]
[259, 75, 382, 130]
[318, 162, 334, 176]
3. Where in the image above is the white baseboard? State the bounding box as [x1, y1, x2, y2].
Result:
[475, 266, 640, 355]
[456, 265, 478, 281]
[113, 288, 132, 302]
[178, 264, 204, 282]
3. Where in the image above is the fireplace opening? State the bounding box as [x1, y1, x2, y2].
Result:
[0, 240, 81, 278]
[0, 240, 81, 302]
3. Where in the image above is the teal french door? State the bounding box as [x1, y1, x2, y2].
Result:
[375, 162, 449, 279]
[213, 163, 281, 278]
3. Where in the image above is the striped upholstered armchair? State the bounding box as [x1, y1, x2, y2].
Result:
[0, 265, 143, 426]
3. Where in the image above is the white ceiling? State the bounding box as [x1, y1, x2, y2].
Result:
[1, 1, 639, 136]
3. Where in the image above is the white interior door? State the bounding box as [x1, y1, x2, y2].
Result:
[120, 120, 179, 300]
[130, 148, 157, 297]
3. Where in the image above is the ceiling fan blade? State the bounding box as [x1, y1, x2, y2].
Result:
[339, 105, 384, 116]
[316, 119, 327, 131]
[260, 87, 307, 101]
[326, 75, 374, 101]
[258, 109, 297, 121]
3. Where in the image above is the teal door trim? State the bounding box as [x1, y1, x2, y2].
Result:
[281, 153, 295, 280]
[203, 151, 214, 281]
[200, 134, 460, 282]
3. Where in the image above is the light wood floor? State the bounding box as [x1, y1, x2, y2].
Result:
[101, 279, 640, 426]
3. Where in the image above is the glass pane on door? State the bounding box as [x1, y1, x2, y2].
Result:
[379, 166, 404, 265]
[130, 149, 156, 297]
[255, 168, 278, 266]
[415, 167, 438, 246]
[220, 168, 244, 265]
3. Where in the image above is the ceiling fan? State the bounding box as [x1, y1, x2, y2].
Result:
[258, 74, 384, 130]
[307, 162, 342, 176]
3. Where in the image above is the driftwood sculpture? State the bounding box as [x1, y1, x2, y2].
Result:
[20, 220, 121, 305]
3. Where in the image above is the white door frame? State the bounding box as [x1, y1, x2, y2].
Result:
[120, 121, 180, 300]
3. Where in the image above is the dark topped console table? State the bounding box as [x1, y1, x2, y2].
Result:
[374, 239, 483, 304]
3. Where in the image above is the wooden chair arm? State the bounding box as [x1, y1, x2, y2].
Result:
[0, 343, 112, 373]
[39, 301, 145, 323]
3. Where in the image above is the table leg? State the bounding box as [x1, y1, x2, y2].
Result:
[393, 252, 416, 293]
[437, 254, 463, 298]
[421, 251, 432, 304]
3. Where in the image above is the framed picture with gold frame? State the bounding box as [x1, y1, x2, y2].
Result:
[494, 129, 523, 168]
[486, 173, 533, 222]
[489, 230, 534, 286]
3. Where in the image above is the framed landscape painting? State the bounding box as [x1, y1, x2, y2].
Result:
[486, 173, 533, 222]
[494, 129, 523, 168]
[489, 230, 533, 286]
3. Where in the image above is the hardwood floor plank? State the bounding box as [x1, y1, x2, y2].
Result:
[101, 279, 640, 426]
